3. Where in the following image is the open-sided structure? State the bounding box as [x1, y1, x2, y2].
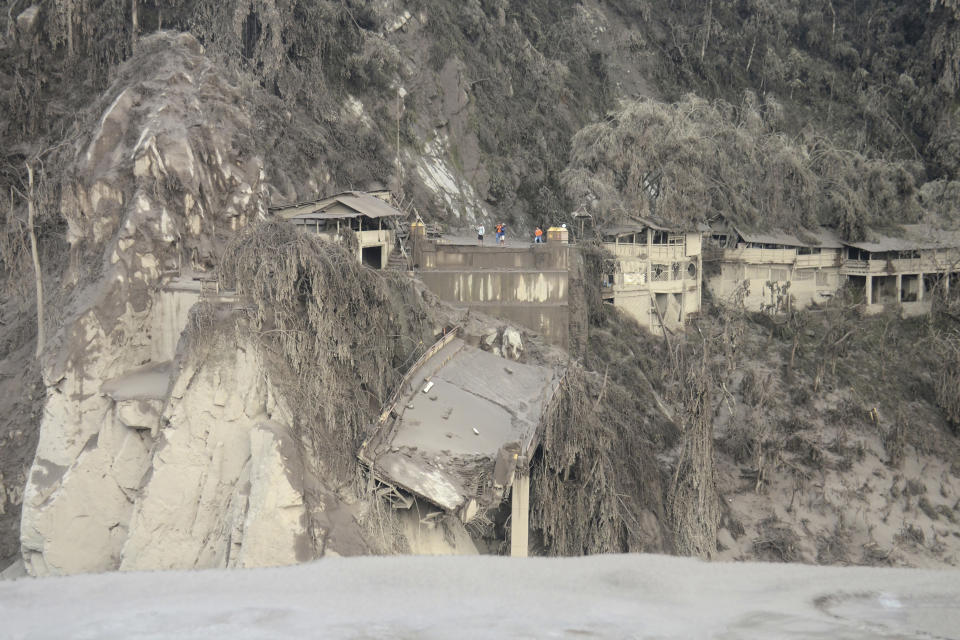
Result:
[271, 190, 403, 269]
[840, 225, 960, 314]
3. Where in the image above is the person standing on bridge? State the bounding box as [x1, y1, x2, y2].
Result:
[534, 226, 544, 244]
[496, 222, 506, 246]
[477, 223, 485, 246]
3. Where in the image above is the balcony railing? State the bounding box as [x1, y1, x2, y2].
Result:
[703, 247, 797, 264]
[840, 256, 952, 275]
[603, 242, 686, 261]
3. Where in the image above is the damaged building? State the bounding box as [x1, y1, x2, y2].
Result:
[704, 222, 844, 311]
[358, 328, 562, 557]
[598, 219, 703, 332]
[409, 224, 572, 347]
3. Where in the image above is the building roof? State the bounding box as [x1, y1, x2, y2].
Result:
[270, 191, 404, 220]
[843, 225, 960, 252]
[733, 225, 843, 249]
[600, 216, 699, 236]
[600, 223, 648, 237]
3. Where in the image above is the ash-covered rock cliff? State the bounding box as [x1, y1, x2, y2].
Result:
[18, 33, 291, 575]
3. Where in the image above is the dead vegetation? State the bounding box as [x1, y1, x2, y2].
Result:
[531, 364, 673, 555]
[753, 516, 802, 563]
[218, 220, 435, 482]
[700, 286, 960, 566]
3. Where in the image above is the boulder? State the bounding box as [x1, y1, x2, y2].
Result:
[502, 327, 523, 360]
[481, 330, 498, 352]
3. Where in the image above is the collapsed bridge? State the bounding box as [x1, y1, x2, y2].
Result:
[358, 328, 563, 556]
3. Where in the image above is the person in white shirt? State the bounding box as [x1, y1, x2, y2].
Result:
[477, 224, 485, 245]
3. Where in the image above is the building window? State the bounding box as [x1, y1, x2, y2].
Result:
[847, 247, 868, 260]
[816, 271, 830, 286]
[723, 263, 745, 279]
[652, 263, 669, 281]
[770, 268, 789, 281]
[794, 269, 814, 281]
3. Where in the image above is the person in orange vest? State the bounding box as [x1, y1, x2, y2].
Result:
[534, 226, 544, 243]
[496, 222, 506, 245]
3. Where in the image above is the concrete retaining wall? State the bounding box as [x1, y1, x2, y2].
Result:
[417, 244, 570, 347]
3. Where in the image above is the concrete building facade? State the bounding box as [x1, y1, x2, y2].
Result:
[704, 221, 960, 315]
[599, 220, 703, 332]
[704, 224, 844, 312]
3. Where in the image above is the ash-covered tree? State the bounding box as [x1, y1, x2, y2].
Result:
[561, 93, 927, 239]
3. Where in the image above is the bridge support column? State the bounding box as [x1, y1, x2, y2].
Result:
[510, 468, 530, 558]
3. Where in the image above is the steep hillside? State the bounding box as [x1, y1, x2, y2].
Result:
[1, 1, 959, 574]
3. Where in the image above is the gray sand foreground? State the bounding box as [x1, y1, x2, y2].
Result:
[1, 554, 958, 639]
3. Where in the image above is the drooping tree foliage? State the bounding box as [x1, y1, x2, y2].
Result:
[562, 93, 928, 239]
[218, 220, 434, 481]
[619, 0, 960, 181]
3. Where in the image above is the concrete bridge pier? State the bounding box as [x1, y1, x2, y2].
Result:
[510, 466, 530, 558]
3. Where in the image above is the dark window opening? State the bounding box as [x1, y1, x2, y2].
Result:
[901, 274, 920, 302]
[362, 245, 383, 269]
[847, 247, 870, 261]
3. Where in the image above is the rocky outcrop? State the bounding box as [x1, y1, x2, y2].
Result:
[118, 335, 309, 571]
[18, 33, 301, 576]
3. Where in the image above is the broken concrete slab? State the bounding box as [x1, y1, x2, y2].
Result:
[359, 334, 560, 520]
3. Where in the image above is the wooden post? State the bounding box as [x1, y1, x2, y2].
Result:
[866, 275, 873, 305]
[918, 272, 924, 302]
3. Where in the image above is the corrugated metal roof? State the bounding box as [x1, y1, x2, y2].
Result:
[734, 225, 843, 248]
[844, 225, 960, 252]
[600, 223, 647, 236]
[599, 216, 693, 235]
[271, 191, 404, 220]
